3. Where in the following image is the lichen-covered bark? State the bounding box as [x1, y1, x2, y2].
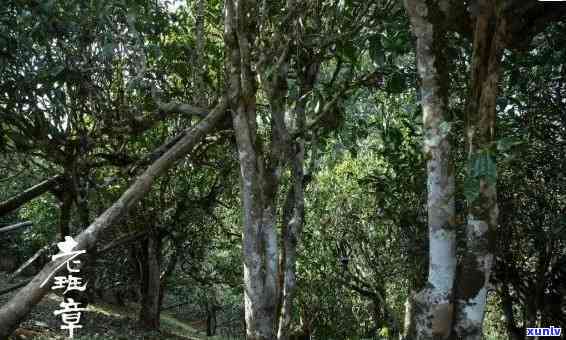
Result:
[403, 1, 456, 338]
[225, 1, 279, 338]
[453, 1, 505, 338]
[276, 91, 307, 340]
[225, 0, 309, 338]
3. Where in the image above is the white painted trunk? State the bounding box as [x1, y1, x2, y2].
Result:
[403, 0, 457, 338]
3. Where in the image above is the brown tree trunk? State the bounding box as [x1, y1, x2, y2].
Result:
[139, 228, 161, 330]
[403, 1, 456, 338]
[159, 242, 179, 310]
[453, 1, 505, 338]
[0, 99, 227, 338]
[57, 190, 73, 241]
[205, 288, 218, 336]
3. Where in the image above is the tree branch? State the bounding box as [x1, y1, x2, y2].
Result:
[97, 230, 148, 254]
[0, 281, 31, 297]
[0, 175, 62, 217]
[9, 243, 56, 281]
[0, 221, 33, 234]
[152, 87, 209, 118]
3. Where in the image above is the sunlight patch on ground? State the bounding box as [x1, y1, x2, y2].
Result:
[160, 313, 207, 340]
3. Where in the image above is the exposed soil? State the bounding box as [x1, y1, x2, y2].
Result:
[0, 273, 205, 339]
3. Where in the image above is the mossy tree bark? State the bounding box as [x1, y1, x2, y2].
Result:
[403, 1, 456, 338]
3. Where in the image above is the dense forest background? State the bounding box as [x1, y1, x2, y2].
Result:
[0, 0, 565, 339]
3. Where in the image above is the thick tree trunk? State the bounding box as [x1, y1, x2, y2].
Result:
[0, 99, 227, 338]
[225, 1, 279, 338]
[403, 1, 456, 339]
[232, 100, 279, 340]
[74, 180, 98, 304]
[0, 175, 62, 217]
[225, 0, 310, 337]
[139, 228, 161, 330]
[452, 1, 505, 338]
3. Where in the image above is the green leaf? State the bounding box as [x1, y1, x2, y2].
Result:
[486, 164, 497, 185]
[469, 151, 497, 185]
[102, 43, 114, 58]
[464, 176, 480, 202]
[338, 41, 357, 65]
[386, 72, 405, 93]
[314, 99, 321, 114]
[497, 136, 522, 152]
[51, 64, 65, 77]
[439, 121, 452, 137]
[369, 35, 385, 66]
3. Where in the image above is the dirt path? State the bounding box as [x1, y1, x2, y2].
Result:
[0, 274, 209, 339]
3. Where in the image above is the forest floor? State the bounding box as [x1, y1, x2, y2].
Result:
[0, 273, 224, 340]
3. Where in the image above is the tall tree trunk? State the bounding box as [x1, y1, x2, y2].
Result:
[452, 1, 505, 338]
[225, 1, 279, 338]
[139, 228, 161, 330]
[225, 0, 309, 337]
[276, 153, 304, 340]
[276, 60, 313, 340]
[403, 1, 456, 338]
[0, 99, 227, 338]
